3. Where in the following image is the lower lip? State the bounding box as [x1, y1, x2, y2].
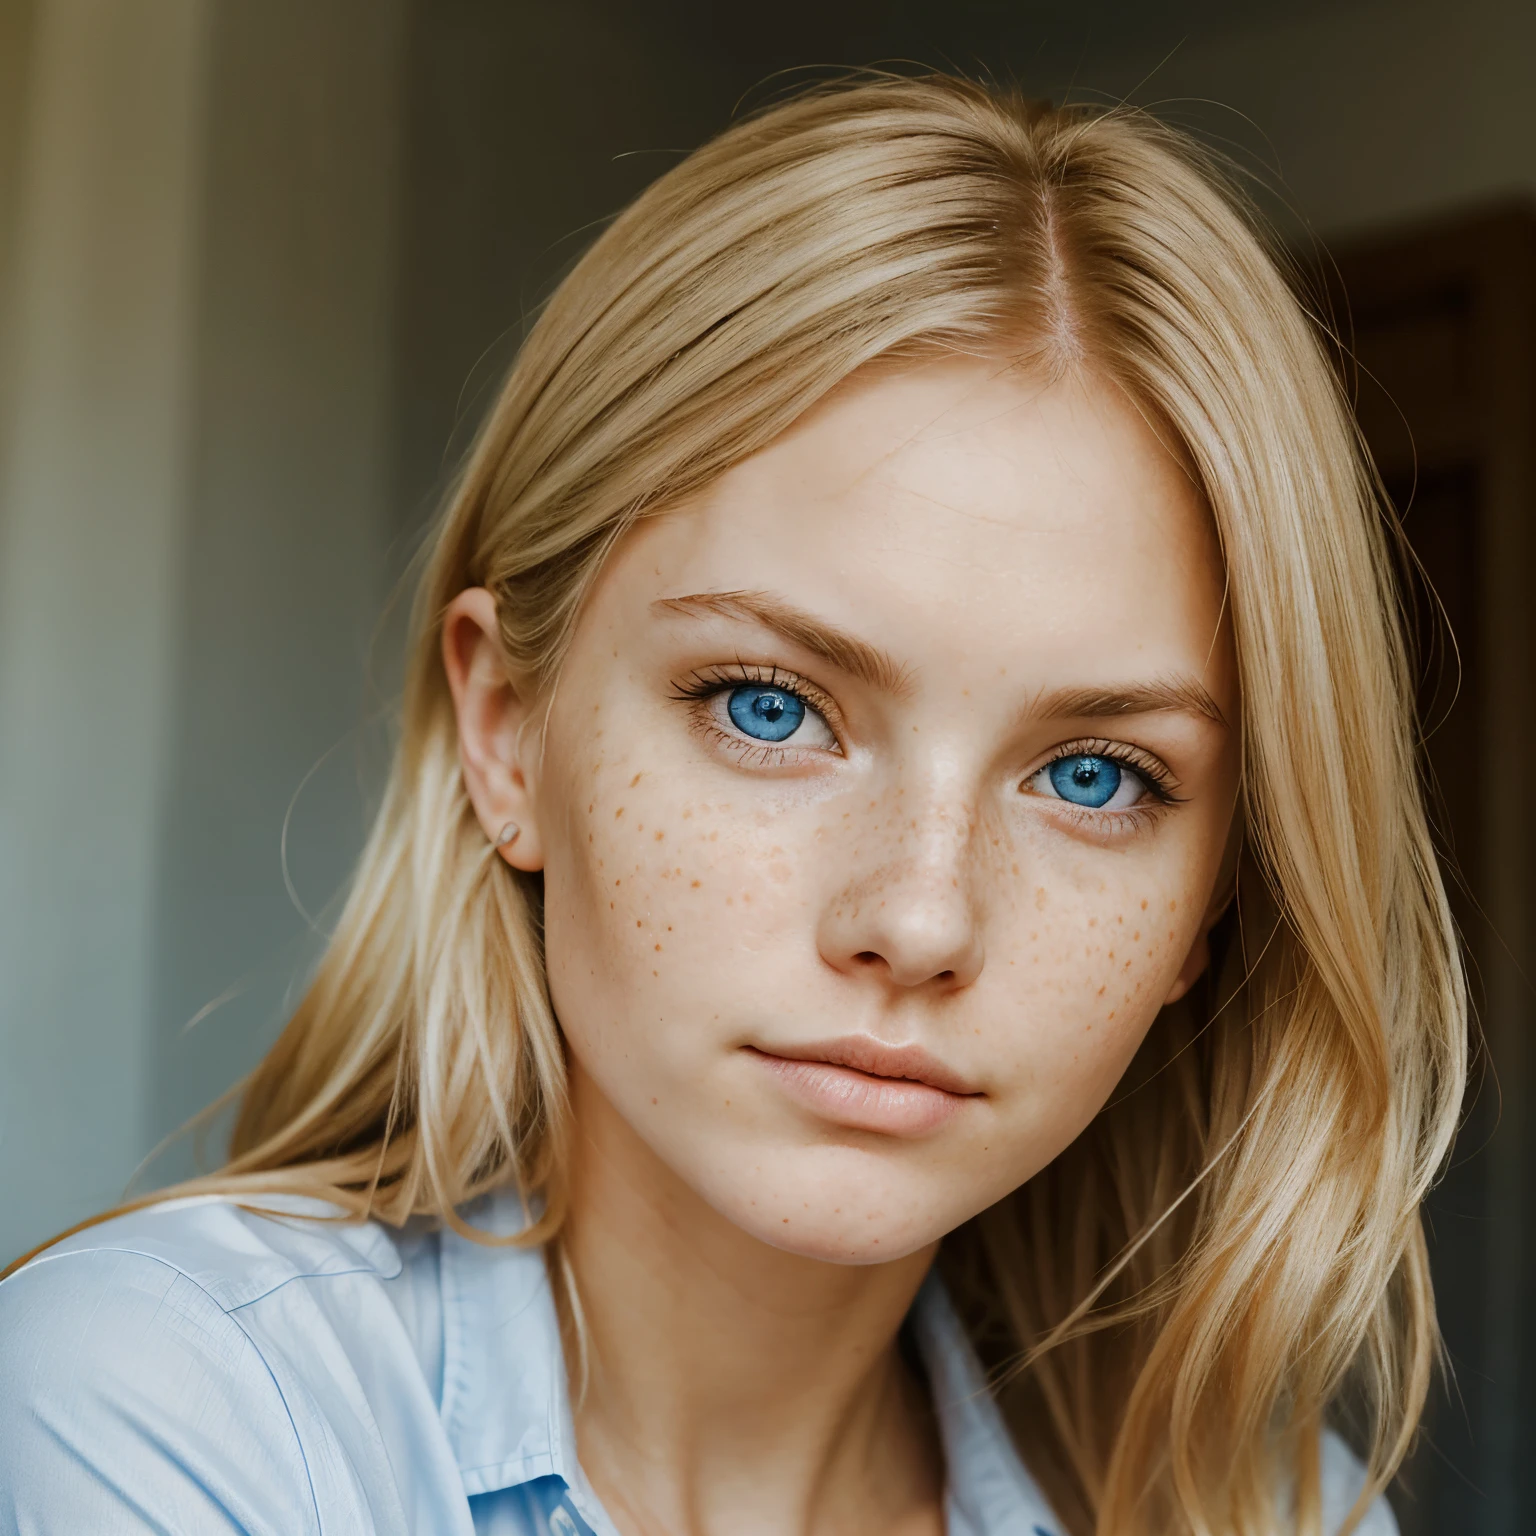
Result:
[749, 1052, 969, 1137]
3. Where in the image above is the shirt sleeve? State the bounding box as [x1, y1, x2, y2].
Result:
[0, 1247, 322, 1536]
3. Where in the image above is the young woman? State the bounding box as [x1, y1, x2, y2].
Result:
[0, 76, 1463, 1536]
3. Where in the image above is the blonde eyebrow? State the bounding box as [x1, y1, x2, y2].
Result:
[1032, 677, 1229, 729]
[653, 590, 913, 696]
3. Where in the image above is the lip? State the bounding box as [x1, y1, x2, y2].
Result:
[746, 1036, 981, 1138]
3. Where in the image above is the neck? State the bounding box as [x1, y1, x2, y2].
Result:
[559, 1063, 944, 1536]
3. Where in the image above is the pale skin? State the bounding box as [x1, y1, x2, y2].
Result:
[443, 355, 1241, 1536]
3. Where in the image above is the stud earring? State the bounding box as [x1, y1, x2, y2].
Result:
[494, 821, 521, 847]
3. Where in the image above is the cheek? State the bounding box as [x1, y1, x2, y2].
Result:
[539, 729, 817, 1072]
[987, 830, 1208, 1100]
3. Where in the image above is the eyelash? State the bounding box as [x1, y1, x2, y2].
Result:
[1026, 737, 1184, 833]
[669, 663, 842, 763]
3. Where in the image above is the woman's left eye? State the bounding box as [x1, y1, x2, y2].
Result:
[715, 684, 837, 750]
[1027, 753, 1151, 811]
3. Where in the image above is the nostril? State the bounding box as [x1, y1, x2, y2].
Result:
[936, 970, 955, 983]
[853, 951, 881, 966]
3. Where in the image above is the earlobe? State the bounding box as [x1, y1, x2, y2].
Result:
[440, 587, 547, 872]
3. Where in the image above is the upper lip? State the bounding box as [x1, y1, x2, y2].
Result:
[749, 1035, 982, 1097]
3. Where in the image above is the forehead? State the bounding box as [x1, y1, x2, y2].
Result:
[610, 356, 1228, 691]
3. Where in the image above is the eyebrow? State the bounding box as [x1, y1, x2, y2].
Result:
[653, 590, 913, 695]
[1031, 678, 1229, 729]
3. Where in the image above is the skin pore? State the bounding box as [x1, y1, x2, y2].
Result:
[443, 355, 1240, 1536]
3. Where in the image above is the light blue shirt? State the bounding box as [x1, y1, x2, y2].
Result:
[0, 1191, 1394, 1534]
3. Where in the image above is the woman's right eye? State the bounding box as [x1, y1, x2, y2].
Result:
[714, 684, 837, 750]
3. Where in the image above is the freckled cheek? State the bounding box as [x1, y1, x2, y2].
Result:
[993, 877, 1202, 1076]
[543, 773, 817, 1007]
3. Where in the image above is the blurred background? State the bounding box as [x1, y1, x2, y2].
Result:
[2, 0, 1534, 1528]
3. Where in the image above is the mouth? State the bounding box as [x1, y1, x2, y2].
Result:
[744, 1036, 982, 1138]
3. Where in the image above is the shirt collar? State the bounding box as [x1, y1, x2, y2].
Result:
[434, 1189, 1060, 1534]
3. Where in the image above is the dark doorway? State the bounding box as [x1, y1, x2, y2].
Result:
[1323, 204, 1536, 1536]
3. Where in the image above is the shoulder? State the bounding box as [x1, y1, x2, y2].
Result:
[11, 1192, 407, 1305]
[0, 1197, 432, 1534]
[1320, 1430, 1399, 1536]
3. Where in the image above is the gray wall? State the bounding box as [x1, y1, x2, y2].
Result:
[4, 0, 1536, 1267]
[0, 0, 405, 1255]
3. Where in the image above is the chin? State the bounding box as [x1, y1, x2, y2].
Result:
[701, 1149, 959, 1266]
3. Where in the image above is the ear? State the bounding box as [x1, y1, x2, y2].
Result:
[1162, 813, 1243, 1006]
[441, 587, 545, 872]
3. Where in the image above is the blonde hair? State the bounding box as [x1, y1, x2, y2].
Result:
[37, 76, 1466, 1535]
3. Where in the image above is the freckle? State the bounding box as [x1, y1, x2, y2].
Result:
[653, 969, 659, 977]
[1140, 898, 1148, 911]
[636, 919, 642, 927]
[1169, 900, 1177, 911]
[1124, 959, 1132, 970]
[652, 1097, 658, 1104]
[614, 878, 621, 886]
[615, 807, 624, 819]
[1108, 1011, 1116, 1020]
[655, 830, 665, 841]
[1088, 917, 1097, 927]
[691, 880, 701, 888]
[637, 823, 644, 832]
[667, 925, 673, 932]
[629, 772, 642, 787]
[726, 896, 733, 904]
[610, 901, 614, 909]
[783, 1218, 789, 1224]
[1035, 887, 1048, 911]
[1108, 950, 1115, 960]
[1097, 984, 1106, 996]
[587, 802, 594, 814]
[654, 943, 662, 952]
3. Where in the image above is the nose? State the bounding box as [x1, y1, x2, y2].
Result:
[816, 796, 985, 992]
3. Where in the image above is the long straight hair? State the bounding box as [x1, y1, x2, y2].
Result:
[30, 77, 1466, 1535]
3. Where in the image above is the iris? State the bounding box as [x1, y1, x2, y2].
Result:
[1047, 754, 1122, 808]
[727, 685, 805, 742]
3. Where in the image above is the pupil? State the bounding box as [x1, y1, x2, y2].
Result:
[1072, 761, 1099, 788]
[755, 694, 785, 722]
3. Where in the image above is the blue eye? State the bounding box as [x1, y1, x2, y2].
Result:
[1048, 754, 1121, 807]
[1029, 751, 1158, 812]
[727, 685, 806, 742]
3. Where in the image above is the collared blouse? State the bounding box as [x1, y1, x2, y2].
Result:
[0, 1192, 1394, 1535]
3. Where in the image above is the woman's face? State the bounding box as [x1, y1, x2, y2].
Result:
[456, 355, 1240, 1264]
